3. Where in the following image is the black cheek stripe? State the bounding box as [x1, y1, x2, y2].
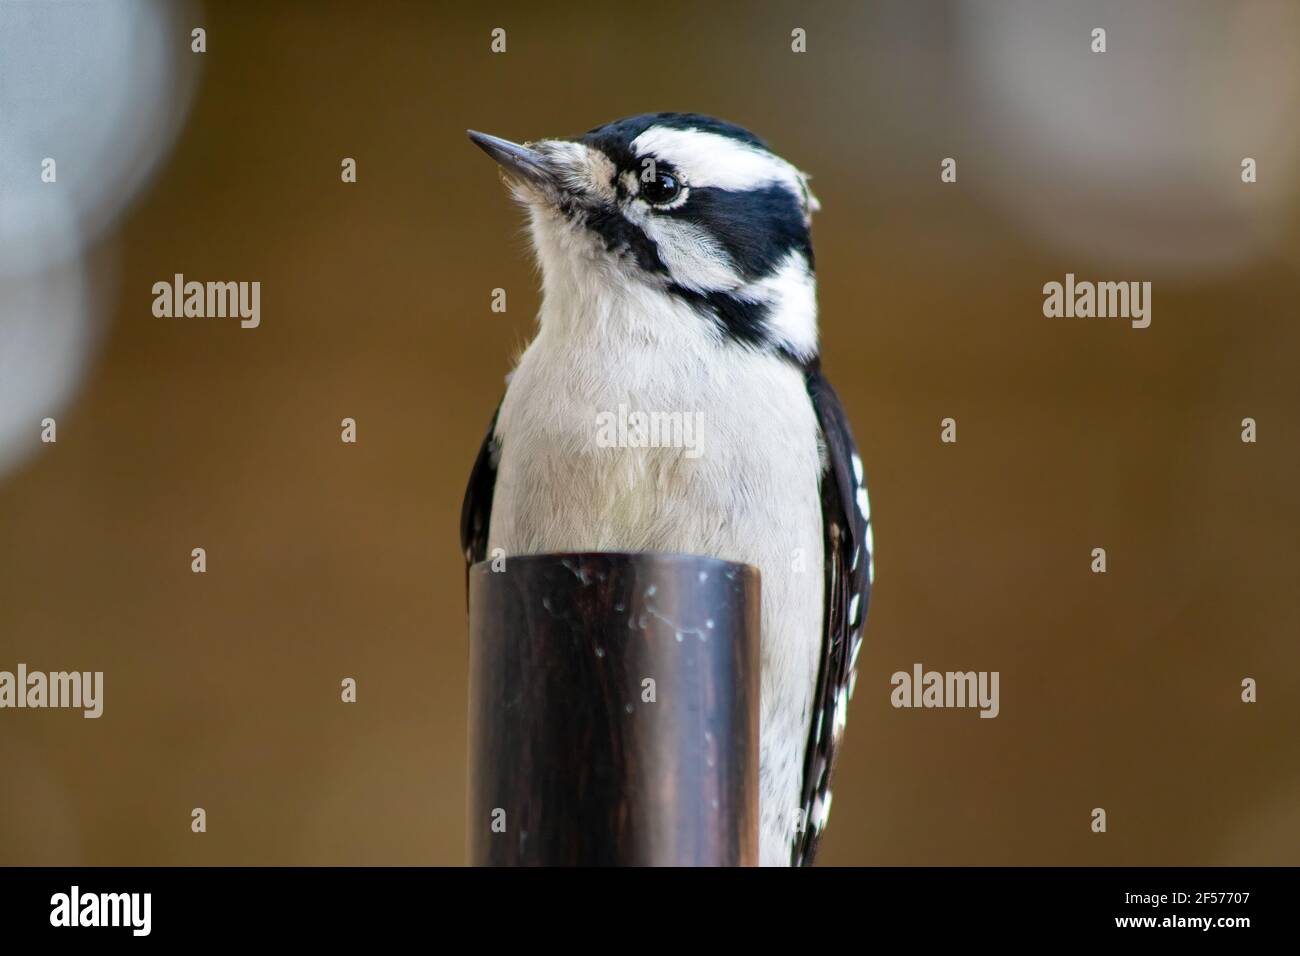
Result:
[574, 203, 667, 276]
[667, 285, 772, 351]
[666, 184, 813, 281]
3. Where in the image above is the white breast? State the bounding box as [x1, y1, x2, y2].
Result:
[488, 285, 826, 866]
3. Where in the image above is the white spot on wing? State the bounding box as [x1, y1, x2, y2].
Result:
[811, 789, 833, 829]
[865, 522, 875, 581]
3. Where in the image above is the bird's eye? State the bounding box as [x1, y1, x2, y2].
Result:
[640, 170, 682, 205]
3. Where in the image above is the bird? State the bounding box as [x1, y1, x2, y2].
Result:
[461, 113, 873, 866]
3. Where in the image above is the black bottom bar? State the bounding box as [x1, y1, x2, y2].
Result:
[0, 867, 1291, 942]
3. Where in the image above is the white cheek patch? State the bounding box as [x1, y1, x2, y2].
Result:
[631, 126, 802, 195]
[635, 212, 744, 293]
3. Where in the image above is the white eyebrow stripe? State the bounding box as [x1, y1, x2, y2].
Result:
[630, 127, 800, 194]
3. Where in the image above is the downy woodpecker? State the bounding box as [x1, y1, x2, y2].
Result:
[462, 114, 873, 866]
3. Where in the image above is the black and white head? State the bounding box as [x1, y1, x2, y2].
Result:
[469, 113, 822, 362]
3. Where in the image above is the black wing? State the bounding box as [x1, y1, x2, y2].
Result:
[460, 402, 502, 587]
[793, 362, 873, 866]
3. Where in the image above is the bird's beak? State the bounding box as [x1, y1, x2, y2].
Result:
[467, 130, 555, 189]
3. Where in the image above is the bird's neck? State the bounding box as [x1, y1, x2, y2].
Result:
[536, 266, 821, 366]
[535, 260, 714, 353]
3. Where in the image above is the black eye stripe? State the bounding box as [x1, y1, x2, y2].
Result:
[663, 184, 813, 278]
[566, 181, 812, 282]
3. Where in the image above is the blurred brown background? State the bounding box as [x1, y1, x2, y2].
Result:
[1, 0, 1297, 865]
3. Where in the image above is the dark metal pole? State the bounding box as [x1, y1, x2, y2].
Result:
[467, 551, 761, 866]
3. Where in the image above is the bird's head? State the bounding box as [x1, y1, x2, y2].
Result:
[469, 113, 821, 361]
